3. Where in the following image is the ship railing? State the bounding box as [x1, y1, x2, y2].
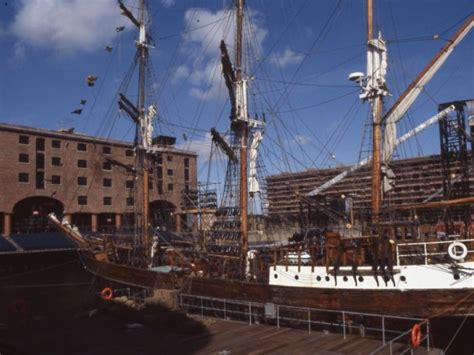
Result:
[272, 244, 363, 272]
[179, 293, 429, 353]
[396, 238, 474, 266]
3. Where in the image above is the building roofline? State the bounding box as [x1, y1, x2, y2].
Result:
[0, 122, 197, 156]
[266, 153, 453, 180]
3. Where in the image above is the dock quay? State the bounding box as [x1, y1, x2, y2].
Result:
[1, 300, 441, 355]
[177, 293, 440, 355]
[183, 318, 441, 355]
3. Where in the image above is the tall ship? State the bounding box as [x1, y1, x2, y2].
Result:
[47, 0, 474, 328]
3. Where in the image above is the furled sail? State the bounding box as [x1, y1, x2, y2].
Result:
[249, 131, 263, 194]
[382, 17, 474, 192]
[144, 104, 156, 149]
[359, 34, 388, 101]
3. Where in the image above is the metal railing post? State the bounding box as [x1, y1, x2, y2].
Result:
[382, 316, 385, 345]
[277, 305, 280, 328]
[342, 311, 346, 339]
[201, 296, 203, 317]
[224, 299, 226, 320]
[249, 302, 252, 325]
[423, 243, 428, 265]
[308, 308, 311, 334]
[426, 321, 430, 351]
[389, 341, 393, 355]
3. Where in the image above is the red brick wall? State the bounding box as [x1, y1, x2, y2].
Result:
[0, 124, 197, 216]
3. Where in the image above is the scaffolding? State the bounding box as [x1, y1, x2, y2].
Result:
[438, 100, 472, 235]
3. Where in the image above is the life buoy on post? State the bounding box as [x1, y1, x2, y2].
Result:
[100, 287, 113, 301]
[411, 323, 422, 348]
[448, 242, 468, 261]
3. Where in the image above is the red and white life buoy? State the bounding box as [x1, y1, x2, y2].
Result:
[100, 287, 113, 301]
[448, 242, 468, 261]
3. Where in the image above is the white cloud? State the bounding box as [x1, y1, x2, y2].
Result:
[177, 133, 213, 163]
[188, 61, 225, 100]
[171, 65, 191, 84]
[183, 8, 234, 57]
[161, 0, 175, 8]
[179, 7, 267, 101]
[10, 0, 130, 53]
[269, 48, 304, 68]
[293, 134, 310, 145]
[183, 7, 267, 58]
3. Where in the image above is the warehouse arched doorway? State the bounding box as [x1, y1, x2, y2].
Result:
[12, 196, 64, 234]
[98, 213, 115, 233]
[149, 200, 176, 231]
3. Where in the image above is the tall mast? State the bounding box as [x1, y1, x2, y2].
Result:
[367, 0, 373, 41]
[236, 0, 248, 273]
[118, 0, 154, 265]
[138, 0, 150, 262]
[367, 0, 383, 226]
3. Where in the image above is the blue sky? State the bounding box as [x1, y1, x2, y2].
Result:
[0, 0, 472, 182]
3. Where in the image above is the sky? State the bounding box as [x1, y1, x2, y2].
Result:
[0, 0, 473, 184]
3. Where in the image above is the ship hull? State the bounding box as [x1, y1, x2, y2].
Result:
[187, 276, 474, 318]
[84, 254, 179, 290]
[82, 253, 474, 319]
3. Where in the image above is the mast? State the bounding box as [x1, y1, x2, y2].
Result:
[236, 0, 249, 273]
[138, 0, 150, 263]
[218, 0, 263, 276]
[137, 0, 150, 263]
[367, 0, 383, 226]
[117, 0, 158, 265]
[367, 0, 373, 41]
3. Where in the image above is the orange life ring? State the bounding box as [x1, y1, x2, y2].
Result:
[100, 287, 113, 301]
[411, 323, 421, 348]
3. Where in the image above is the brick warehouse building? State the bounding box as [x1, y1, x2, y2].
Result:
[0, 123, 197, 236]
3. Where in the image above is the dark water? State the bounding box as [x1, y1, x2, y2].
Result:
[0, 251, 211, 355]
[430, 317, 474, 355]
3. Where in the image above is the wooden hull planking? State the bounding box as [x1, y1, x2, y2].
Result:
[81, 252, 474, 319]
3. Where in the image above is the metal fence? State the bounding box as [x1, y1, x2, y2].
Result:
[179, 293, 430, 354]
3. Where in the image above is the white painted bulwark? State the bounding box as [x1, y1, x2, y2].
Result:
[269, 263, 474, 290]
[270, 239, 474, 291]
